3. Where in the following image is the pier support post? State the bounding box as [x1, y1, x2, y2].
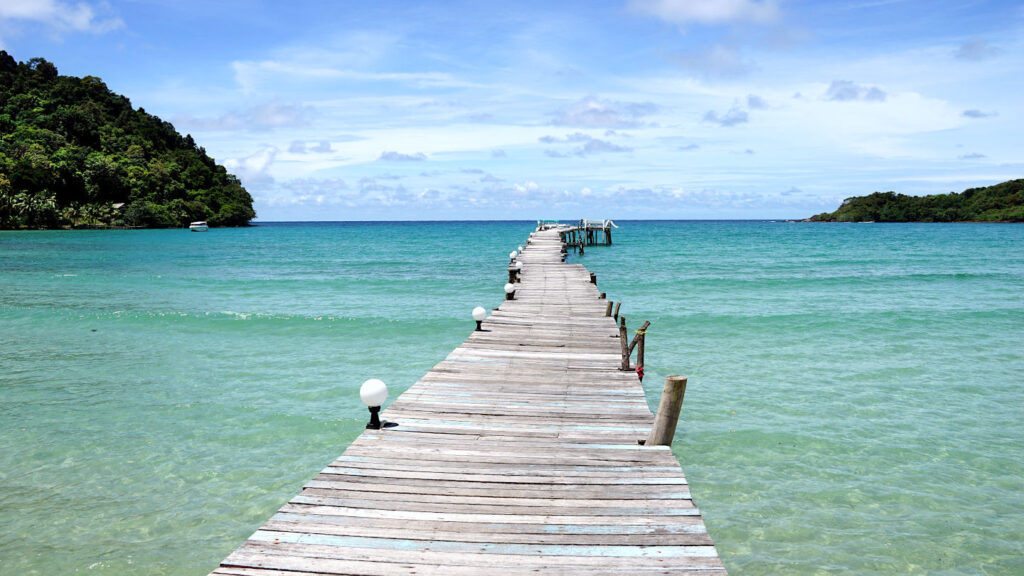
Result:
[605, 300, 613, 316]
[590, 273, 597, 284]
[599, 292, 606, 300]
[646, 376, 687, 446]
[613, 302, 621, 321]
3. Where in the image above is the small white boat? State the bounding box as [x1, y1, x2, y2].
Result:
[189, 221, 209, 232]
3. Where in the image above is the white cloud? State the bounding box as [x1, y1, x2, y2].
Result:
[261, 178, 349, 208]
[539, 132, 633, 156]
[703, 106, 749, 127]
[513, 181, 539, 193]
[760, 87, 964, 157]
[228, 35, 476, 95]
[379, 151, 427, 162]
[233, 59, 466, 93]
[824, 80, 887, 102]
[288, 140, 333, 154]
[628, 0, 779, 25]
[179, 102, 314, 132]
[551, 95, 658, 128]
[0, 0, 122, 33]
[669, 44, 754, 77]
[579, 138, 632, 155]
[747, 94, 768, 109]
[224, 146, 278, 185]
[954, 39, 1001, 61]
[961, 109, 996, 119]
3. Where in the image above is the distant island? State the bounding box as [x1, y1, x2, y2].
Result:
[0, 51, 255, 229]
[809, 179, 1024, 223]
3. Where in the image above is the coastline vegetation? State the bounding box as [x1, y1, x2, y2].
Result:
[809, 179, 1024, 223]
[0, 51, 255, 229]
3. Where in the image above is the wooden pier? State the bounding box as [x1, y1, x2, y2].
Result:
[209, 225, 725, 575]
[557, 219, 616, 255]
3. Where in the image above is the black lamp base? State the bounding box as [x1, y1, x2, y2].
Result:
[366, 406, 382, 429]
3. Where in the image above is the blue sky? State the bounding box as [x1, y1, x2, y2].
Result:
[2, 0, 1022, 220]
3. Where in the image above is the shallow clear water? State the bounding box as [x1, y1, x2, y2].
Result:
[1, 221, 1022, 575]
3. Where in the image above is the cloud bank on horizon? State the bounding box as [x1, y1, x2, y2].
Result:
[1, 0, 1021, 220]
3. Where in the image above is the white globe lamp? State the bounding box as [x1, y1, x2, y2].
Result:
[472, 306, 487, 331]
[360, 378, 388, 429]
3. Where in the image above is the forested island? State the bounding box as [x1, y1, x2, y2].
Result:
[809, 180, 1024, 223]
[0, 51, 254, 229]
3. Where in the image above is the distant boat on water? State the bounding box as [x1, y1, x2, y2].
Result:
[189, 221, 209, 232]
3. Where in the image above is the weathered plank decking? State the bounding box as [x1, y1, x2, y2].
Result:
[210, 227, 725, 575]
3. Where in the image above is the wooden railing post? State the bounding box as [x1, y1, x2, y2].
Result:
[646, 376, 688, 446]
[619, 316, 629, 370]
[626, 320, 650, 380]
[613, 302, 621, 321]
[605, 300, 613, 316]
[636, 331, 645, 381]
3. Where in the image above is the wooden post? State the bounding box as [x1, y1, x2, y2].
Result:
[599, 292, 606, 300]
[627, 320, 650, 356]
[619, 316, 630, 370]
[636, 332, 645, 381]
[508, 268, 517, 284]
[646, 376, 688, 446]
[590, 272, 597, 284]
[605, 300, 613, 316]
[613, 302, 621, 321]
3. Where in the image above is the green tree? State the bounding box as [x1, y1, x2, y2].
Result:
[810, 180, 1024, 223]
[0, 50, 255, 229]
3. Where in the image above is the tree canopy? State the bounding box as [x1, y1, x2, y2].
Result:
[809, 180, 1024, 223]
[0, 51, 255, 229]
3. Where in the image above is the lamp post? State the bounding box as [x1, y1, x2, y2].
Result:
[508, 250, 517, 264]
[515, 260, 523, 282]
[504, 282, 516, 300]
[518, 244, 524, 253]
[472, 306, 486, 331]
[359, 378, 388, 429]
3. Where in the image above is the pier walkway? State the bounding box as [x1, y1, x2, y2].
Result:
[210, 227, 725, 575]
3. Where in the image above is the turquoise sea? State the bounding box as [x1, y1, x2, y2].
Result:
[1, 221, 1022, 575]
